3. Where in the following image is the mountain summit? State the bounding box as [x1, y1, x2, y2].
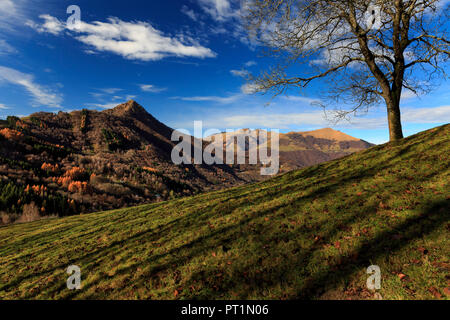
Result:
[0, 101, 243, 220]
[108, 100, 149, 118]
[296, 127, 361, 142]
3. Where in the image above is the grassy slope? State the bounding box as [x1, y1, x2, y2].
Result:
[0, 125, 449, 300]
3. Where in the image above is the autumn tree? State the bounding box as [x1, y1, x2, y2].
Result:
[244, 0, 449, 141]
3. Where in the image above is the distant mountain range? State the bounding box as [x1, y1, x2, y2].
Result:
[208, 127, 373, 178]
[0, 100, 372, 222]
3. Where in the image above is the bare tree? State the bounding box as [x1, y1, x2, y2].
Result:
[244, 0, 449, 141]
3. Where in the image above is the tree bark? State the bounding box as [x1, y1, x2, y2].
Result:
[386, 99, 404, 141]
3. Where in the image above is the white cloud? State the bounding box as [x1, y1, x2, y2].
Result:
[28, 15, 216, 61]
[84, 49, 98, 55]
[99, 88, 122, 94]
[244, 60, 256, 67]
[88, 88, 137, 106]
[0, 39, 16, 54]
[0, 66, 63, 108]
[219, 105, 450, 129]
[172, 94, 243, 104]
[171, 90, 320, 104]
[437, 0, 450, 9]
[210, 26, 228, 35]
[173, 82, 262, 104]
[218, 112, 327, 129]
[195, 0, 249, 44]
[140, 84, 166, 93]
[26, 14, 64, 35]
[0, 0, 15, 16]
[89, 88, 123, 101]
[230, 69, 248, 77]
[89, 92, 104, 99]
[198, 0, 239, 21]
[230, 60, 257, 78]
[402, 105, 450, 123]
[281, 95, 321, 104]
[0, 0, 27, 31]
[241, 83, 259, 94]
[0, 103, 11, 110]
[309, 39, 363, 67]
[181, 5, 199, 21]
[401, 89, 418, 100]
[86, 102, 119, 110]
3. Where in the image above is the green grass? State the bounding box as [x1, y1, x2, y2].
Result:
[0, 125, 449, 300]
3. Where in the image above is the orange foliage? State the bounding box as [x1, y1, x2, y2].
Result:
[143, 166, 158, 173]
[64, 167, 86, 180]
[68, 181, 90, 194]
[0, 128, 23, 140]
[16, 120, 29, 129]
[53, 176, 73, 187]
[25, 184, 47, 195]
[41, 162, 59, 172]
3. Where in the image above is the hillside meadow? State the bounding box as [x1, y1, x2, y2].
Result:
[0, 124, 448, 299]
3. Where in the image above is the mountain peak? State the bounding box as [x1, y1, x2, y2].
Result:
[109, 100, 148, 117]
[298, 127, 360, 141]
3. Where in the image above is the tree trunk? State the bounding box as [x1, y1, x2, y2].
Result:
[386, 99, 404, 141]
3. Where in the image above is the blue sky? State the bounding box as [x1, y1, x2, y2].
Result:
[0, 0, 449, 144]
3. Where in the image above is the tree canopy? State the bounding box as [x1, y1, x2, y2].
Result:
[244, 0, 450, 141]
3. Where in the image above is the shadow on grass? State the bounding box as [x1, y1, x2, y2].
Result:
[37, 144, 450, 297]
[296, 199, 449, 299]
[180, 198, 448, 300]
